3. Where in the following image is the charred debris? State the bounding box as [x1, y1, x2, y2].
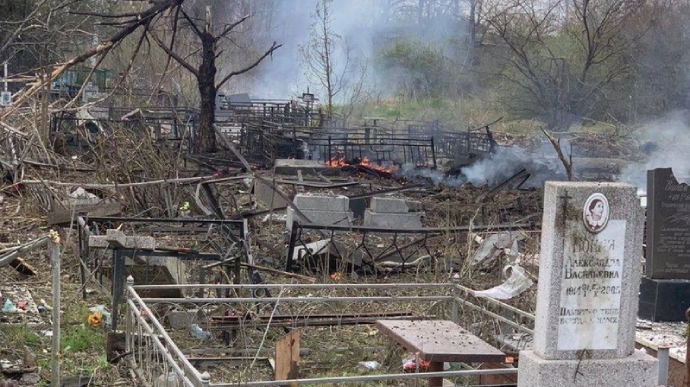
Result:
[1, 95, 553, 285]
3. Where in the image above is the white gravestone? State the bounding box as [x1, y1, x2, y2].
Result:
[518, 182, 658, 387]
[557, 219, 625, 351]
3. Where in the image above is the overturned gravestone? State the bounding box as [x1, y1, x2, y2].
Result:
[639, 167, 690, 321]
[518, 182, 657, 387]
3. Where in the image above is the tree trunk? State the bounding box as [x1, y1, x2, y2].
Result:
[197, 31, 217, 153]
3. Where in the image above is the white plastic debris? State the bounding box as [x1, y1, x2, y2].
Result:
[262, 213, 287, 223]
[69, 187, 97, 199]
[190, 324, 211, 341]
[471, 232, 524, 267]
[474, 265, 534, 300]
[2, 299, 17, 313]
[357, 361, 381, 371]
[292, 240, 332, 261]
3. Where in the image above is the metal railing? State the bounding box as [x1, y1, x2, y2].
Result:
[126, 277, 210, 387]
[124, 281, 528, 386]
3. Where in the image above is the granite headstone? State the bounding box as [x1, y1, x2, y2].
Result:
[645, 167, 690, 278]
[639, 167, 690, 321]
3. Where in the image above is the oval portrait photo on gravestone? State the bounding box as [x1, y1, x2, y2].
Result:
[583, 193, 610, 233]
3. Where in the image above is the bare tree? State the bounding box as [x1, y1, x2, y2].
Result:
[300, 0, 349, 119]
[484, 0, 649, 132]
[1, 0, 185, 120]
[149, 5, 281, 153]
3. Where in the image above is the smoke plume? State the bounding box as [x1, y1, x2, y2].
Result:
[618, 110, 690, 193]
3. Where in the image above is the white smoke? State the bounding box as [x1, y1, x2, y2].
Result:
[224, 0, 468, 101]
[618, 110, 690, 193]
[398, 145, 566, 188]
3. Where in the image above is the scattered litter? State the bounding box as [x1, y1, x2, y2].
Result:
[190, 324, 211, 341]
[357, 361, 381, 372]
[2, 299, 17, 313]
[69, 187, 98, 199]
[292, 240, 332, 261]
[39, 299, 52, 311]
[471, 232, 524, 267]
[262, 213, 287, 222]
[179, 201, 191, 217]
[474, 265, 533, 300]
[0, 286, 42, 324]
[87, 312, 103, 328]
[402, 353, 440, 372]
[88, 305, 111, 327]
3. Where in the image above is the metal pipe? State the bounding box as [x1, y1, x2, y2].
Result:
[455, 284, 536, 321]
[127, 286, 205, 385]
[139, 295, 451, 304]
[87, 216, 247, 225]
[431, 136, 437, 168]
[49, 240, 60, 387]
[657, 345, 670, 387]
[454, 297, 534, 335]
[134, 282, 451, 290]
[209, 368, 518, 387]
[128, 300, 200, 387]
[294, 222, 540, 234]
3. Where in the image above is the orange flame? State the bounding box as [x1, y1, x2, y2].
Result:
[324, 156, 399, 174]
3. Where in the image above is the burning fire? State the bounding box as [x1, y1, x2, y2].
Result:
[325, 155, 347, 167]
[324, 156, 398, 174]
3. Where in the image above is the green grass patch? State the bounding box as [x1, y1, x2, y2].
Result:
[0, 324, 44, 350]
[62, 323, 105, 353]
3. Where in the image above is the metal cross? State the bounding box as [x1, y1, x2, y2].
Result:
[559, 191, 572, 228]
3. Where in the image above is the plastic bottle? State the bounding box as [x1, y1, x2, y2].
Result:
[2, 299, 16, 312]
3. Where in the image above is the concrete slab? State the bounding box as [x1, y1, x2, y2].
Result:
[127, 256, 188, 298]
[363, 210, 423, 229]
[370, 197, 410, 213]
[518, 350, 657, 387]
[287, 207, 353, 230]
[89, 235, 110, 248]
[105, 229, 127, 248]
[294, 193, 349, 212]
[274, 159, 338, 175]
[253, 178, 290, 210]
[90, 234, 156, 250]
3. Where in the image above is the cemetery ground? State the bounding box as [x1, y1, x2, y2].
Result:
[0, 127, 666, 386]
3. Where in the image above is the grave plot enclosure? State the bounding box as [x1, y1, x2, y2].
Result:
[124, 281, 526, 387]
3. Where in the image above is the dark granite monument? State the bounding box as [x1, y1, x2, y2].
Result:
[639, 168, 690, 321]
